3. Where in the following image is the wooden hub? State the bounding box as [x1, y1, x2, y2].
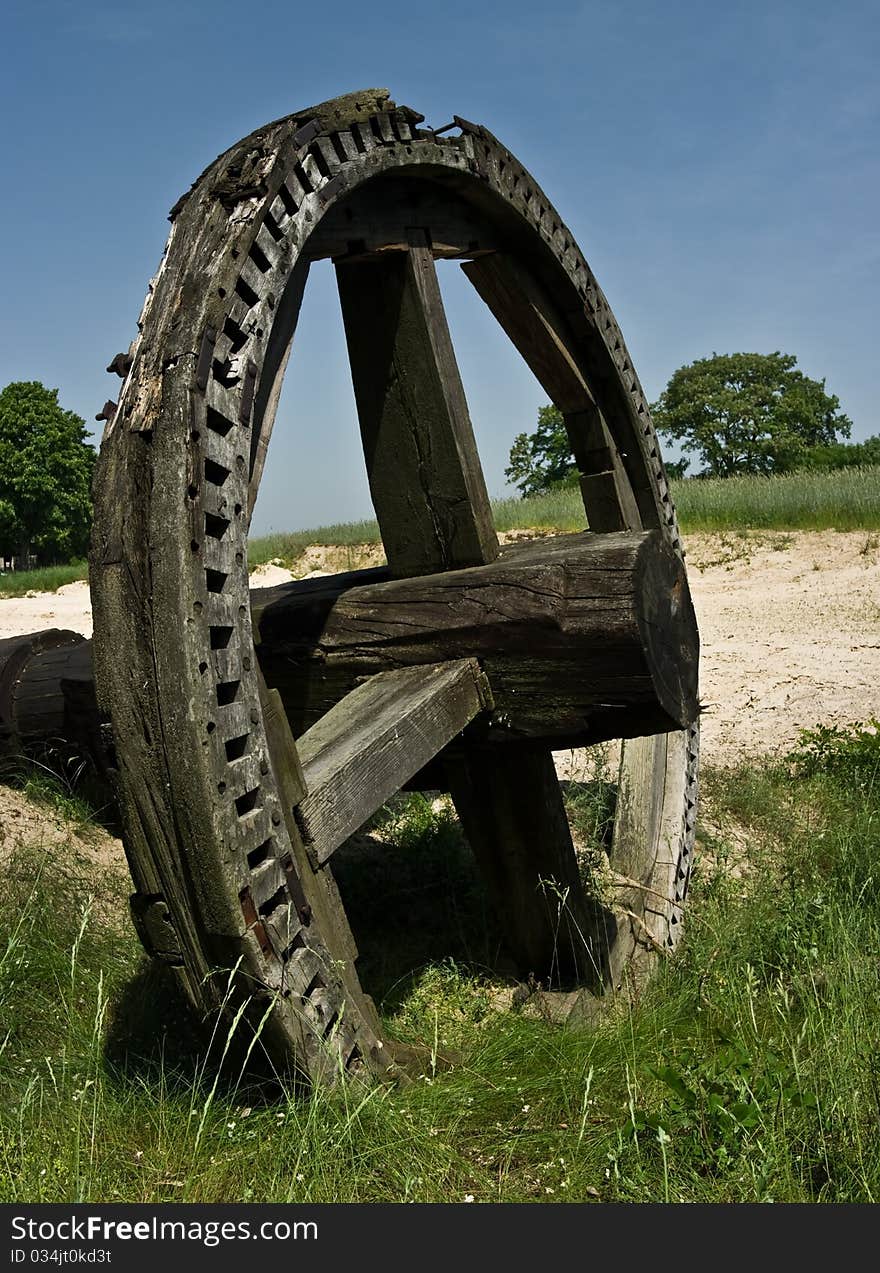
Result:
[83, 89, 700, 1084]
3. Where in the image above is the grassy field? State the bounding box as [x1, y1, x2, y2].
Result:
[2, 722, 879, 1203]
[671, 465, 880, 532]
[0, 561, 87, 598]
[251, 465, 880, 566]
[4, 466, 880, 595]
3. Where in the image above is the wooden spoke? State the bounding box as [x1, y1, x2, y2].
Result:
[445, 746, 609, 985]
[336, 231, 499, 575]
[462, 254, 640, 532]
[295, 660, 492, 865]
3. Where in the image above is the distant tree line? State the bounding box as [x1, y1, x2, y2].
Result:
[0, 381, 95, 568]
[506, 352, 870, 495]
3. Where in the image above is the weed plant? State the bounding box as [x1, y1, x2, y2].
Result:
[2, 723, 880, 1202]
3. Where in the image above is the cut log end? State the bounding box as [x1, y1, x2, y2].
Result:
[633, 532, 700, 735]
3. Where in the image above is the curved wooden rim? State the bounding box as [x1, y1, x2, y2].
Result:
[90, 89, 699, 1082]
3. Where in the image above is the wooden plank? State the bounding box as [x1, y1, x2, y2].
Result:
[295, 659, 491, 865]
[462, 255, 641, 532]
[336, 232, 499, 575]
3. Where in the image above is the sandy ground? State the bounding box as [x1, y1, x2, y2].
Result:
[685, 529, 879, 765]
[2, 531, 878, 768]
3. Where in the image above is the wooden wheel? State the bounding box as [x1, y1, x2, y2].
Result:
[90, 89, 699, 1084]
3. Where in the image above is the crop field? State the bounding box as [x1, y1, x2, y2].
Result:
[5, 466, 879, 599]
[245, 464, 880, 565]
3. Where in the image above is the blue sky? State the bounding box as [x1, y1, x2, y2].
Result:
[2, 0, 877, 535]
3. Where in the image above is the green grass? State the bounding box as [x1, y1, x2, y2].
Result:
[493, 465, 880, 536]
[6, 466, 877, 595]
[671, 465, 880, 532]
[2, 722, 880, 1203]
[249, 466, 880, 569]
[491, 487, 587, 534]
[248, 520, 382, 568]
[0, 561, 87, 597]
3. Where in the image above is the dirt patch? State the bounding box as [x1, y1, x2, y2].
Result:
[685, 529, 879, 766]
[250, 543, 387, 588]
[0, 578, 94, 639]
[0, 782, 126, 877]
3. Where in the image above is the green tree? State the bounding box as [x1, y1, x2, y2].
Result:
[797, 433, 880, 471]
[0, 381, 96, 564]
[506, 405, 690, 495]
[505, 405, 578, 496]
[650, 352, 851, 478]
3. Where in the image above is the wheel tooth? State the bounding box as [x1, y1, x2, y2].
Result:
[95, 400, 117, 422]
[106, 351, 134, 377]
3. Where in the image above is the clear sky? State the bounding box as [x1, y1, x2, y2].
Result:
[2, 0, 877, 535]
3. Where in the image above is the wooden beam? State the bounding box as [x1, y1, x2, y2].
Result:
[462, 254, 640, 532]
[336, 232, 499, 575]
[4, 529, 699, 765]
[295, 659, 491, 865]
[253, 530, 699, 747]
[444, 746, 608, 987]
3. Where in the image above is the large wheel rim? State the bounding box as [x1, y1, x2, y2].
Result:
[90, 89, 699, 1083]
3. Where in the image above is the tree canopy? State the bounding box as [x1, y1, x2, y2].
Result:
[650, 352, 852, 478]
[506, 352, 856, 495]
[505, 405, 580, 496]
[0, 381, 95, 563]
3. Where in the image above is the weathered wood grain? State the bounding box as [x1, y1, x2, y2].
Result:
[295, 659, 491, 864]
[461, 254, 640, 532]
[254, 529, 699, 747]
[3, 526, 697, 766]
[336, 234, 499, 575]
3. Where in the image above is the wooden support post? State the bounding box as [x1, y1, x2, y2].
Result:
[461, 254, 641, 532]
[444, 747, 607, 987]
[336, 230, 499, 575]
[337, 239, 596, 980]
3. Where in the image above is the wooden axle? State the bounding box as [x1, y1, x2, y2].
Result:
[1, 528, 697, 771]
[254, 528, 698, 749]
